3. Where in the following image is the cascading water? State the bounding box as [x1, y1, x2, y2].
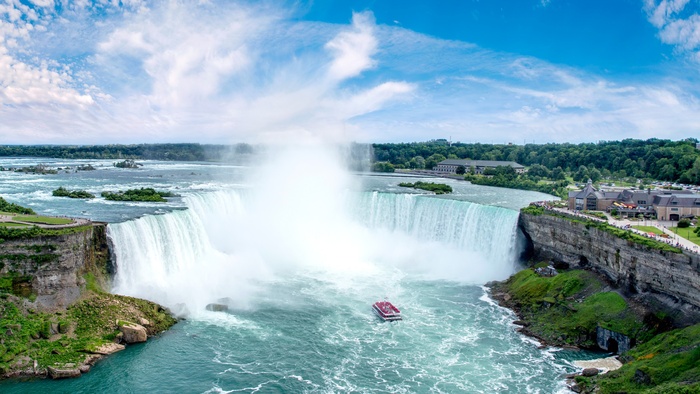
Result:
[109, 188, 521, 313]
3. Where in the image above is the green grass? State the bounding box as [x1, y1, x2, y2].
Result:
[493, 268, 655, 348]
[0, 292, 177, 374]
[632, 226, 665, 235]
[13, 215, 74, 225]
[0, 222, 31, 228]
[668, 227, 700, 246]
[593, 324, 700, 393]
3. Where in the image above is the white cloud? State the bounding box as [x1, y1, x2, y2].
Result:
[644, 0, 700, 60]
[0, 1, 93, 108]
[0, 1, 699, 144]
[325, 12, 378, 81]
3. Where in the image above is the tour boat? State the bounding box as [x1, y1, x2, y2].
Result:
[372, 300, 402, 321]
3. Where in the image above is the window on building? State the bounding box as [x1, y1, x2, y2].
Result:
[586, 198, 597, 210]
[672, 201, 678, 205]
[671, 208, 679, 211]
[637, 200, 646, 205]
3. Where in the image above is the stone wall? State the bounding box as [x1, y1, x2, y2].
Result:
[518, 212, 700, 319]
[0, 224, 111, 310]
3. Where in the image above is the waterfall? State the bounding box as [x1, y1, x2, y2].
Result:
[108, 189, 521, 312]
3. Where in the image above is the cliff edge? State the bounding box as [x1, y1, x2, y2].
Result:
[0, 223, 176, 380]
[518, 208, 700, 324]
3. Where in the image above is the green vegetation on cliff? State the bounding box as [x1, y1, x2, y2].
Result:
[101, 188, 178, 202]
[0, 225, 92, 242]
[491, 268, 657, 348]
[491, 266, 700, 393]
[0, 292, 177, 376]
[587, 324, 700, 393]
[398, 181, 452, 194]
[52, 187, 95, 199]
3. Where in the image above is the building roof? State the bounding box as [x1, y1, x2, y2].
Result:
[437, 159, 524, 168]
[653, 194, 700, 207]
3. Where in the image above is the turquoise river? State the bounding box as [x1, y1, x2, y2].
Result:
[0, 155, 599, 393]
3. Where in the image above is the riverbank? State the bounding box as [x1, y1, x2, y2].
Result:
[0, 213, 177, 380]
[489, 265, 700, 393]
[1, 291, 177, 379]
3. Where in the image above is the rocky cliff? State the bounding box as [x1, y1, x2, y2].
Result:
[0, 223, 176, 380]
[0, 224, 111, 310]
[518, 211, 700, 323]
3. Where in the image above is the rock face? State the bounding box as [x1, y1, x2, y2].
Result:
[118, 322, 148, 343]
[48, 366, 81, 379]
[518, 212, 700, 321]
[596, 327, 632, 354]
[0, 224, 111, 310]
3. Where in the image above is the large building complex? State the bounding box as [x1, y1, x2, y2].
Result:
[568, 180, 699, 220]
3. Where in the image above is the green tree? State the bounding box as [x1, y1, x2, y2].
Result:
[574, 165, 589, 182]
[424, 154, 446, 170]
[456, 165, 466, 175]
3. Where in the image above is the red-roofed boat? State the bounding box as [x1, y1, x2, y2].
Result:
[373, 300, 402, 321]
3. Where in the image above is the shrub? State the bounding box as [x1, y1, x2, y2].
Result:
[677, 219, 691, 228]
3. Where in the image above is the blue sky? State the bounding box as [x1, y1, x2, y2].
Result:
[0, 0, 699, 144]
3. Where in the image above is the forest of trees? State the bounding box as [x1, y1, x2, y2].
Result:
[0, 143, 255, 162]
[372, 138, 700, 184]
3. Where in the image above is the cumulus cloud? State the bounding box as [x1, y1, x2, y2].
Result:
[0, 1, 699, 144]
[644, 0, 700, 61]
[0, 2, 414, 144]
[325, 12, 378, 81]
[0, 1, 93, 109]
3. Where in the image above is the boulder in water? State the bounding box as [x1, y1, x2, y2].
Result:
[48, 366, 81, 379]
[205, 303, 229, 312]
[117, 321, 148, 343]
[581, 368, 599, 377]
[93, 342, 125, 355]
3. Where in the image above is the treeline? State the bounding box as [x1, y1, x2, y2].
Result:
[0, 143, 255, 162]
[466, 166, 570, 198]
[372, 138, 700, 184]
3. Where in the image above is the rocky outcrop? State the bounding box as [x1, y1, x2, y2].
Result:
[596, 327, 632, 354]
[518, 212, 700, 323]
[0, 223, 111, 310]
[48, 365, 81, 379]
[118, 321, 148, 343]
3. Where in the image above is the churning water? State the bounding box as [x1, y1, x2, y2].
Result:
[0, 155, 585, 393]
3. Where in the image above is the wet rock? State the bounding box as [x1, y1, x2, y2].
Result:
[84, 354, 103, 365]
[48, 366, 81, 379]
[138, 317, 151, 327]
[581, 368, 599, 377]
[79, 364, 91, 374]
[118, 323, 147, 343]
[513, 320, 529, 326]
[205, 303, 228, 312]
[92, 343, 125, 355]
[569, 383, 582, 393]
